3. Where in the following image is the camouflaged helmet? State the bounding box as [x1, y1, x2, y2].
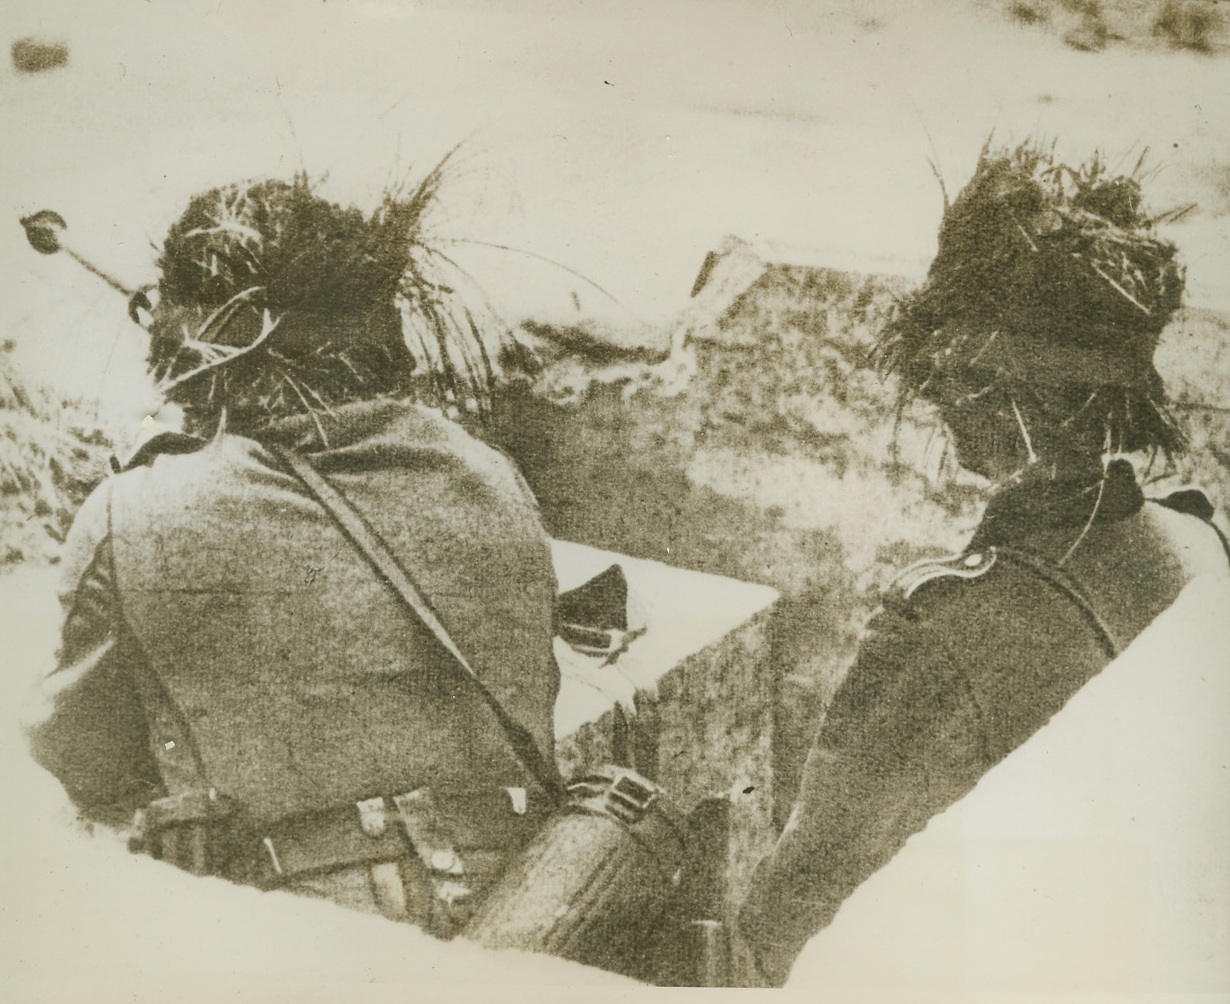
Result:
[147, 167, 494, 431]
[875, 140, 1188, 458]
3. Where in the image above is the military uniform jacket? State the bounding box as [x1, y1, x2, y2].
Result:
[739, 460, 1230, 981]
[25, 400, 561, 830]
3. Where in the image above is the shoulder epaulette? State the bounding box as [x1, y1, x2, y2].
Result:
[885, 548, 998, 605]
[1155, 486, 1230, 564]
[111, 431, 206, 474]
[1155, 487, 1215, 523]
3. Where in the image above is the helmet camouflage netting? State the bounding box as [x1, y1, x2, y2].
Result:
[875, 140, 1188, 457]
[148, 167, 496, 429]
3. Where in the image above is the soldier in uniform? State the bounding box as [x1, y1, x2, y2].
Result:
[24, 177, 563, 936]
[737, 143, 1230, 984]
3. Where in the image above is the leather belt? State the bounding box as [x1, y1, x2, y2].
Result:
[249, 802, 408, 886]
[246, 787, 546, 888]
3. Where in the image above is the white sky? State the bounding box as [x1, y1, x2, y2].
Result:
[3, 0, 1227, 412]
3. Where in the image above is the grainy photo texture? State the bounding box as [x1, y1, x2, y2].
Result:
[2, 1, 1228, 1000]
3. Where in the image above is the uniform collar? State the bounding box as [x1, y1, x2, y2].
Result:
[244, 398, 460, 456]
[115, 400, 441, 470]
[970, 459, 1144, 549]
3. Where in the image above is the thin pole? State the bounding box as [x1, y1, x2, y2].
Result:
[62, 246, 136, 298]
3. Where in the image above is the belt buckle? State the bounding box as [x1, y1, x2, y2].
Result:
[610, 770, 656, 812]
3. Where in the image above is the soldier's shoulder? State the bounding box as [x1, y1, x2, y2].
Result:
[105, 431, 221, 527]
[883, 549, 1000, 610]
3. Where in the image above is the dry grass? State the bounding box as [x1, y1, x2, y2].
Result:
[990, 0, 1226, 52]
[877, 139, 1190, 458]
[0, 343, 111, 567]
[150, 156, 506, 432]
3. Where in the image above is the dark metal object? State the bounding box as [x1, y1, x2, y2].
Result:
[128, 787, 240, 877]
[557, 564, 646, 659]
[20, 209, 135, 295]
[19, 208, 155, 326]
[20, 210, 67, 255]
[463, 766, 689, 980]
[675, 797, 734, 986]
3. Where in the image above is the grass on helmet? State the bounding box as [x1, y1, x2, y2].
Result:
[149, 149, 503, 433]
[875, 138, 1190, 458]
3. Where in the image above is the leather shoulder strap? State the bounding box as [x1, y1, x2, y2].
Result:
[885, 545, 1120, 659]
[266, 443, 565, 803]
[113, 430, 206, 473]
[993, 545, 1121, 660]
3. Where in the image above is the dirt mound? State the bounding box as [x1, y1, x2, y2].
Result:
[491, 240, 1229, 815]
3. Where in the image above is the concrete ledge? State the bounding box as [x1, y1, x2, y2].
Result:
[550, 539, 780, 984]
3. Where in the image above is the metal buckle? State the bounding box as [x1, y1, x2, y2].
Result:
[558, 622, 621, 655]
[608, 770, 658, 817]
